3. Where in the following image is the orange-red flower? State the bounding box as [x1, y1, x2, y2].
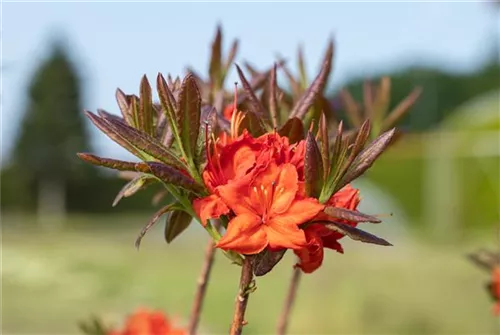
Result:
[491, 267, 500, 315]
[108, 308, 185, 335]
[294, 184, 361, 273]
[216, 162, 324, 254]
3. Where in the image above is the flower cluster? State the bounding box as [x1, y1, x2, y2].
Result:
[193, 106, 391, 274]
[108, 308, 186, 335]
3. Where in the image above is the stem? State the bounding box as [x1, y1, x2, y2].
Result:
[229, 256, 254, 335]
[276, 267, 302, 335]
[188, 221, 220, 335]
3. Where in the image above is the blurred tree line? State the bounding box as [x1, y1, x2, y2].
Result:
[1, 41, 499, 219]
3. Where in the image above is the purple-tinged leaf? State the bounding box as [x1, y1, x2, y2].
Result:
[135, 162, 204, 194]
[176, 73, 201, 159]
[297, 45, 307, 88]
[112, 174, 156, 207]
[129, 95, 140, 129]
[363, 81, 375, 119]
[324, 207, 381, 223]
[243, 61, 259, 77]
[343, 119, 371, 170]
[77, 153, 137, 171]
[468, 249, 500, 273]
[135, 203, 178, 249]
[319, 113, 329, 180]
[253, 248, 287, 277]
[339, 89, 362, 128]
[115, 88, 135, 125]
[235, 64, 267, 119]
[278, 117, 305, 144]
[195, 106, 216, 170]
[222, 39, 239, 79]
[290, 39, 334, 119]
[85, 111, 144, 158]
[382, 87, 422, 131]
[165, 210, 193, 243]
[304, 131, 323, 197]
[338, 128, 396, 190]
[319, 221, 392, 246]
[280, 63, 302, 99]
[157, 73, 182, 149]
[101, 115, 186, 170]
[269, 63, 279, 129]
[209, 25, 222, 88]
[139, 75, 154, 136]
[96, 109, 123, 123]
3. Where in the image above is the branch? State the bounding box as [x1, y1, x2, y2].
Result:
[276, 267, 302, 335]
[229, 256, 254, 335]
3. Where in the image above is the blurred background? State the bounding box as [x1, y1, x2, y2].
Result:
[2, 2, 499, 334]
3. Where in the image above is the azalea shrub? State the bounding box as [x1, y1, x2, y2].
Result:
[78, 26, 420, 335]
[469, 249, 500, 316]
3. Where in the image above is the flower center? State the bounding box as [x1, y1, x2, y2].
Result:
[252, 181, 278, 224]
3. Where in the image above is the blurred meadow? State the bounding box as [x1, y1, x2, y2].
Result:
[2, 2, 500, 335]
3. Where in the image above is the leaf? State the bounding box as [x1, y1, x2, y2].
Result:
[290, 39, 334, 119]
[112, 174, 156, 207]
[269, 63, 279, 129]
[209, 25, 222, 88]
[235, 64, 269, 123]
[195, 106, 217, 170]
[468, 249, 500, 272]
[165, 210, 193, 243]
[129, 95, 140, 129]
[115, 88, 135, 125]
[85, 111, 144, 158]
[135, 203, 178, 249]
[280, 63, 302, 99]
[96, 108, 123, 123]
[320, 221, 392, 246]
[157, 73, 181, 149]
[297, 45, 308, 88]
[382, 87, 422, 131]
[222, 39, 239, 81]
[304, 131, 323, 197]
[338, 128, 396, 190]
[135, 162, 204, 194]
[139, 75, 154, 136]
[252, 249, 287, 276]
[339, 89, 362, 128]
[278, 117, 305, 144]
[324, 207, 381, 223]
[176, 73, 202, 159]
[77, 153, 137, 171]
[319, 113, 329, 179]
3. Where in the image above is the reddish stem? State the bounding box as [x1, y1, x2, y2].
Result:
[276, 267, 302, 335]
[229, 256, 254, 335]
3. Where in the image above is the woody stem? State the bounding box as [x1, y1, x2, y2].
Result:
[276, 267, 302, 335]
[229, 256, 254, 335]
[187, 221, 220, 335]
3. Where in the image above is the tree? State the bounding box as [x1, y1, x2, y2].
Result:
[11, 40, 92, 227]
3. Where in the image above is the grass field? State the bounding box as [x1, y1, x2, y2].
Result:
[2, 214, 499, 335]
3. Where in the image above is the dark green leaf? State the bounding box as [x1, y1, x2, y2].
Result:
[304, 131, 323, 197]
[135, 203, 177, 249]
[278, 117, 305, 144]
[113, 174, 156, 207]
[320, 221, 392, 246]
[176, 73, 201, 159]
[165, 210, 193, 243]
[252, 248, 287, 276]
[290, 39, 334, 119]
[324, 206, 381, 223]
[77, 153, 137, 171]
[135, 162, 204, 194]
[139, 75, 154, 136]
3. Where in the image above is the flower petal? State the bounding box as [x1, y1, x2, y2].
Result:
[217, 177, 255, 216]
[216, 213, 268, 254]
[270, 163, 299, 214]
[264, 220, 307, 250]
[294, 229, 324, 273]
[275, 197, 325, 227]
[193, 194, 230, 227]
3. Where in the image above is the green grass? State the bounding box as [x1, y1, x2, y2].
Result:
[2, 215, 499, 334]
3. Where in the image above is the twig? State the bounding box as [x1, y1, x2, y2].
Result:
[276, 267, 302, 335]
[229, 256, 254, 335]
[188, 223, 219, 335]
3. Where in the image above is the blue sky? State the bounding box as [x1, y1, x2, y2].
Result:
[2, 2, 498, 161]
